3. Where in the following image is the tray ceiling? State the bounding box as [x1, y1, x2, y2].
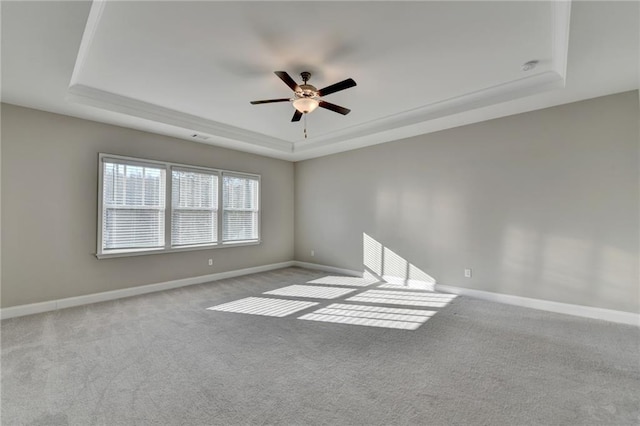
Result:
[2, 1, 638, 161]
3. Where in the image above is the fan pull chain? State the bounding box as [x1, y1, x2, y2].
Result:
[304, 114, 308, 139]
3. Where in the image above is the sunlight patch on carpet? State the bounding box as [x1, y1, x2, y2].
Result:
[306, 276, 379, 287]
[263, 285, 357, 299]
[207, 297, 318, 317]
[347, 289, 457, 307]
[299, 303, 436, 330]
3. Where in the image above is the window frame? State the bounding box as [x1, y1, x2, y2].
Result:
[170, 166, 220, 249]
[221, 172, 261, 245]
[97, 153, 261, 259]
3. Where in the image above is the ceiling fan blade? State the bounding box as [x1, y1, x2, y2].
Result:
[317, 78, 356, 97]
[291, 110, 303, 122]
[319, 100, 351, 115]
[250, 98, 290, 105]
[275, 71, 300, 92]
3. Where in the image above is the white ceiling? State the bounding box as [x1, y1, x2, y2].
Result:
[2, 1, 638, 161]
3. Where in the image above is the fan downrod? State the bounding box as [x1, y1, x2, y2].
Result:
[300, 71, 311, 83]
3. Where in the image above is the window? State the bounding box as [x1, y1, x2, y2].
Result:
[222, 174, 259, 243]
[98, 154, 260, 258]
[172, 168, 218, 247]
[101, 160, 166, 252]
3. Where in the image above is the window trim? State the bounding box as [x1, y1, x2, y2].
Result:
[97, 153, 261, 259]
[170, 165, 220, 248]
[221, 171, 261, 244]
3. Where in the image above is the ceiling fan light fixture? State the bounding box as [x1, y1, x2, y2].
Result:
[293, 97, 319, 114]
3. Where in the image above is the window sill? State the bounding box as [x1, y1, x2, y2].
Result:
[96, 240, 261, 259]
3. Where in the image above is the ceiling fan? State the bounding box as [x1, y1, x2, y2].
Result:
[250, 71, 357, 123]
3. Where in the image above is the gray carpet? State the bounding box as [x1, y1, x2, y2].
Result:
[1, 267, 639, 425]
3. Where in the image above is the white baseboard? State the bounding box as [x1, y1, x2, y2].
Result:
[293, 261, 362, 277]
[3, 260, 637, 327]
[293, 261, 638, 326]
[435, 284, 640, 327]
[0, 261, 295, 320]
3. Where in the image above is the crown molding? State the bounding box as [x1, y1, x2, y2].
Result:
[67, 83, 293, 154]
[67, 0, 572, 161]
[551, 0, 572, 81]
[293, 70, 564, 154]
[68, 0, 106, 89]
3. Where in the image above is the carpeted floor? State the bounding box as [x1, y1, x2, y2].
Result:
[1, 267, 639, 425]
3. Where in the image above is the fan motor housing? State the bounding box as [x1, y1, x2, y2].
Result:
[297, 84, 318, 98]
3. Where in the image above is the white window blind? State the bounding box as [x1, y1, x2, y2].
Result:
[171, 168, 218, 247]
[222, 174, 259, 242]
[98, 154, 260, 258]
[102, 160, 166, 251]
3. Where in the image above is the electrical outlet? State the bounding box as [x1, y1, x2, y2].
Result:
[464, 268, 472, 278]
[311, 250, 315, 257]
[208, 258, 213, 266]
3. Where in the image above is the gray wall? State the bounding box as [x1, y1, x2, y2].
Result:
[3, 92, 638, 313]
[295, 91, 639, 313]
[1, 104, 294, 307]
